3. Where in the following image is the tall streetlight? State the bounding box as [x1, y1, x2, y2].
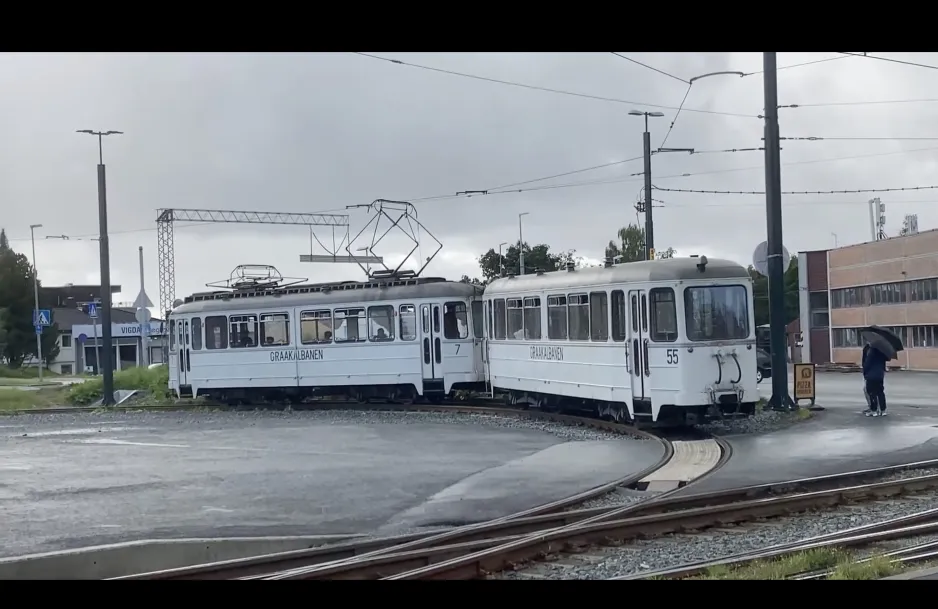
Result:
[629, 72, 743, 261]
[76, 129, 123, 406]
[29, 224, 43, 382]
[498, 242, 508, 277]
[628, 110, 664, 260]
[518, 213, 529, 275]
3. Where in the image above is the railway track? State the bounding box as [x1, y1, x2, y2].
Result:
[116, 455, 938, 580]
[105, 404, 729, 580]
[621, 503, 938, 580]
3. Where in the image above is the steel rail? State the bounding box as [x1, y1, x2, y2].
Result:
[381, 472, 938, 580]
[112, 405, 679, 580]
[134, 458, 938, 580]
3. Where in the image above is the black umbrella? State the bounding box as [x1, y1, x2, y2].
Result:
[862, 325, 904, 360]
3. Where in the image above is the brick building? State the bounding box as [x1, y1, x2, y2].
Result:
[797, 228, 938, 370]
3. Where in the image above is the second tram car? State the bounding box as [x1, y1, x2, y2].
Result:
[482, 256, 758, 426]
[167, 275, 485, 403]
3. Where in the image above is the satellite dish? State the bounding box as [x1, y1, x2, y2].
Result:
[752, 241, 791, 277]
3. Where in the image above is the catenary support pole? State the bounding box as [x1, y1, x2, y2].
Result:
[643, 117, 654, 260]
[762, 52, 795, 411]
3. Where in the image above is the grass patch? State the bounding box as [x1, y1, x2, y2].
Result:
[691, 548, 845, 580]
[796, 407, 815, 421]
[0, 367, 61, 379]
[0, 378, 59, 387]
[66, 366, 172, 405]
[689, 548, 903, 580]
[828, 555, 898, 580]
[0, 386, 70, 411]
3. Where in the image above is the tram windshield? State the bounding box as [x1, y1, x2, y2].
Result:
[684, 285, 750, 341]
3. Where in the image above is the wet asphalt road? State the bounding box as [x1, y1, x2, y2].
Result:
[0, 410, 663, 558]
[689, 370, 938, 493]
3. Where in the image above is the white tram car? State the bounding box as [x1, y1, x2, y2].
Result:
[482, 256, 759, 426]
[167, 276, 486, 403]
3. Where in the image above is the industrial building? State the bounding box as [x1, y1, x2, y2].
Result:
[797, 209, 938, 370]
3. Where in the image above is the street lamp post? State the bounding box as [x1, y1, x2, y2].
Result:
[29, 224, 43, 382]
[518, 213, 529, 275]
[76, 129, 123, 406]
[498, 242, 508, 277]
[628, 111, 664, 260]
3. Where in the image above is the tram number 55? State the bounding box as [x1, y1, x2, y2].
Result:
[666, 349, 679, 365]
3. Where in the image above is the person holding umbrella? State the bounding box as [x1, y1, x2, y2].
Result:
[861, 326, 905, 417]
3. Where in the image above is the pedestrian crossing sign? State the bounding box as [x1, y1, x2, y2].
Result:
[33, 309, 51, 326]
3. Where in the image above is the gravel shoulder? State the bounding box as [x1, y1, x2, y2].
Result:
[498, 468, 938, 579]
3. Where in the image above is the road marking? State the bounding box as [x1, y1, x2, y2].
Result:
[13, 427, 138, 438]
[80, 438, 190, 448]
[202, 506, 235, 513]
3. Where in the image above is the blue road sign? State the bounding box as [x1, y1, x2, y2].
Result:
[88, 303, 98, 319]
[33, 309, 51, 326]
[35, 324, 43, 335]
[77, 333, 88, 344]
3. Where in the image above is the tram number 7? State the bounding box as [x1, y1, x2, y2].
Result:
[666, 349, 679, 365]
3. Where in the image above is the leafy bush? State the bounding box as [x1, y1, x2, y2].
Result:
[66, 365, 172, 405]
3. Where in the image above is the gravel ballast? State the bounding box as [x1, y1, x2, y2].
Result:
[697, 406, 813, 436]
[498, 486, 938, 579]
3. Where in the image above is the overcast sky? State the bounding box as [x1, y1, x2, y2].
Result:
[3, 52, 937, 310]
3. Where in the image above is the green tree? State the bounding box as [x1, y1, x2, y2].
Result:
[459, 275, 485, 286]
[604, 224, 675, 262]
[0, 228, 42, 368]
[749, 255, 800, 327]
[477, 243, 579, 283]
[40, 322, 61, 367]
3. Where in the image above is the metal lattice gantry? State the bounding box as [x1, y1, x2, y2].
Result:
[156, 208, 350, 317]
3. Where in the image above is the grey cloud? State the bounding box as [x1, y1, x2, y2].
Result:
[2, 52, 938, 304]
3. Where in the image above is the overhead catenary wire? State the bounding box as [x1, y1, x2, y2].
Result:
[778, 136, 938, 141]
[653, 185, 938, 196]
[609, 53, 690, 84]
[743, 55, 854, 76]
[350, 52, 756, 119]
[838, 52, 938, 72]
[658, 83, 693, 149]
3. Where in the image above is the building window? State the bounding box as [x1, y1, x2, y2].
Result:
[811, 310, 830, 329]
[911, 326, 938, 348]
[61, 334, 72, 348]
[809, 291, 829, 310]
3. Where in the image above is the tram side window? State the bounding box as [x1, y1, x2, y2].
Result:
[191, 317, 203, 350]
[399, 305, 417, 341]
[443, 302, 469, 339]
[568, 294, 590, 341]
[506, 298, 523, 339]
[169, 320, 176, 350]
[493, 299, 507, 340]
[204, 316, 228, 350]
[335, 308, 367, 343]
[229, 315, 258, 348]
[649, 288, 678, 342]
[523, 297, 542, 340]
[547, 295, 568, 340]
[611, 290, 626, 342]
[260, 313, 290, 346]
[471, 301, 484, 339]
[589, 292, 609, 341]
[301, 310, 333, 344]
[368, 306, 395, 342]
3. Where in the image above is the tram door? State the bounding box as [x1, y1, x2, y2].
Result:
[177, 319, 190, 386]
[419, 303, 444, 389]
[627, 290, 649, 401]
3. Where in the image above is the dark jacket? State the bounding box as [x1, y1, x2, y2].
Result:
[862, 345, 887, 381]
